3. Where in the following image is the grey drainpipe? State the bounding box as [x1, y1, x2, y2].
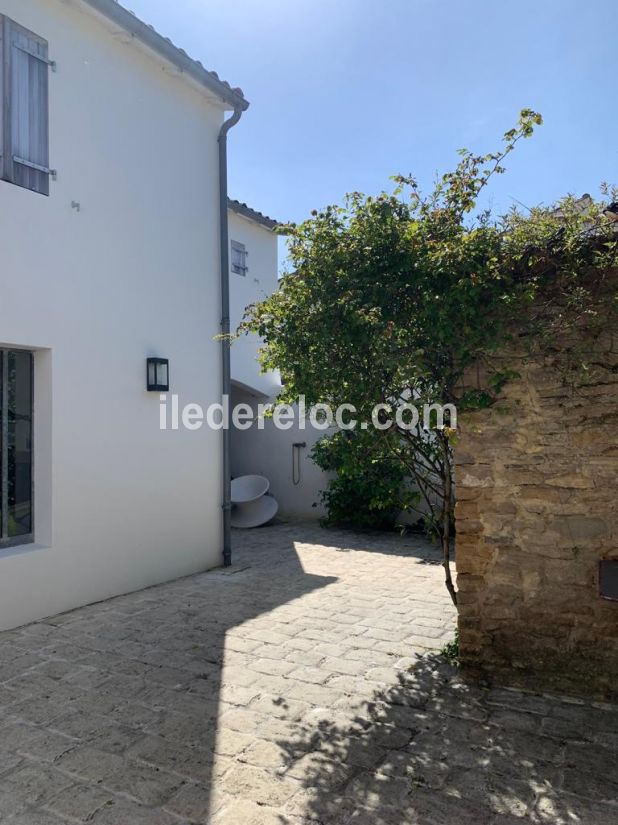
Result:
[218, 106, 243, 567]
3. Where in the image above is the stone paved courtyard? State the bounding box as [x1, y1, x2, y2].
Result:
[0, 523, 616, 824]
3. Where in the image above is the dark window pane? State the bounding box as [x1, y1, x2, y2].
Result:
[7, 351, 32, 538]
[600, 560, 618, 601]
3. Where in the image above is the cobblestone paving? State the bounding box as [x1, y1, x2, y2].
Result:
[0, 523, 616, 824]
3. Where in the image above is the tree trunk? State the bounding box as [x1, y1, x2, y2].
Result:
[440, 434, 457, 607]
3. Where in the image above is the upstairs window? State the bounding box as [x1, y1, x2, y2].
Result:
[231, 240, 248, 275]
[0, 16, 52, 196]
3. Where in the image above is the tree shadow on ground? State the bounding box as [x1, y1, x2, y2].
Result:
[275, 651, 618, 825]
[2, 524, 614, 824]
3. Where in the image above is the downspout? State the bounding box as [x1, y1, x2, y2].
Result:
[218, 106, 243, 567]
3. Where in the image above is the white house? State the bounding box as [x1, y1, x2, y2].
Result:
[228, 199, 282, 399]
[0, 0, 249, 630]
[227, 202, 331, 520]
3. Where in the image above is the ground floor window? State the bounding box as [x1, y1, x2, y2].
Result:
[0, 350, 33, 547]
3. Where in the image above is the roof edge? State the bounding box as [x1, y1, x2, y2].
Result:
[228, 198, 281, 231]
[81, 0, 249, 110]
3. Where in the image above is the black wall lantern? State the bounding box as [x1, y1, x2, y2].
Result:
[147, 357, 169, 392]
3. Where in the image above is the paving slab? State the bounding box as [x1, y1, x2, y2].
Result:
[0, 523, 615, 823]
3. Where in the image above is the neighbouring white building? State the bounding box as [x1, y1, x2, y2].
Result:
[0, 0, 251, 630]
[227, 202, 331, 520]
[228, 200, 282, 400]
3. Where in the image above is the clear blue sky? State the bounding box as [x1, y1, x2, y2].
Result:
[128, 0, 615, 225]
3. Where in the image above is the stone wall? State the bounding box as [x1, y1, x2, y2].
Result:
[454, 329, 618, 699]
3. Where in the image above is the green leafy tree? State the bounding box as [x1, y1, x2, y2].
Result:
[241, 110, 617, 605]
[311, 430, 418, 530]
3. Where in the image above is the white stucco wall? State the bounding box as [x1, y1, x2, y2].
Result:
[230, 388, 331, 521]
[0, 0, 227, 629]
[228, 210, 281, 398]
[227, 213, 332, 520]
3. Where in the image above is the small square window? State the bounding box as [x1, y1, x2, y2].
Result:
[599, 560, 618, 601]
[231, 240, 247, 275]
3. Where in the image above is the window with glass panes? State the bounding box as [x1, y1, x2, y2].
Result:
[0, 350, 33, 547]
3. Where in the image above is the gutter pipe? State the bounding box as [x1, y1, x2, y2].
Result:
[218, 106, 243, 567]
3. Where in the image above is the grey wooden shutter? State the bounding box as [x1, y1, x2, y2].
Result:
[231, 241, 248, 275]
[3, 17, 50, 195]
